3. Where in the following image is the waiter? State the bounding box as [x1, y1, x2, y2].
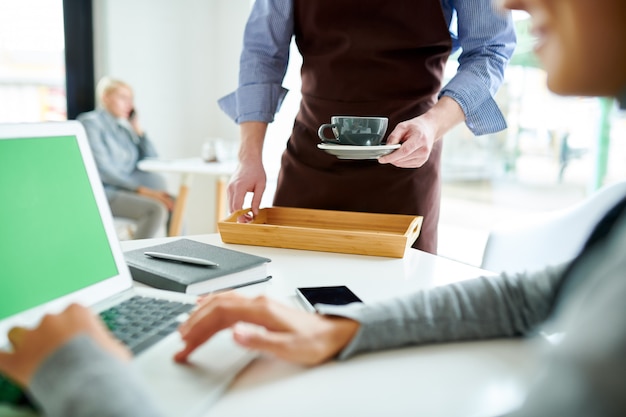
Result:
[219, 0, 515, 254]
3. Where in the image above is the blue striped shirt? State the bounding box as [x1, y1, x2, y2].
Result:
[219, 0, 516, 136]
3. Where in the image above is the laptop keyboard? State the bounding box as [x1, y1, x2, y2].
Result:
[100, 296, 195, 355]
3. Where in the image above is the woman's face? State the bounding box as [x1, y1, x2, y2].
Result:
[102, 85, 134, 119]
[502, 0, 626, 97]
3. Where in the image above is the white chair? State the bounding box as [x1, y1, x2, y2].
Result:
[481, 181, 626, 274]
[114, 217, 137, 240]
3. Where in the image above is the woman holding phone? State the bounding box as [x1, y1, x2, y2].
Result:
[78, 77, 174, 239]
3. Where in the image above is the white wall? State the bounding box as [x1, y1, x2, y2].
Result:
[92, 0, 251, 234]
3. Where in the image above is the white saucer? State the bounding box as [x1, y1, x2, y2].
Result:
[317, 143, 401, 160]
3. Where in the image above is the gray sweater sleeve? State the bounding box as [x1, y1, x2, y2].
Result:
[29, 335, 165, 417]
[317, 263, 567, 359]
[502, 218, 626, 417]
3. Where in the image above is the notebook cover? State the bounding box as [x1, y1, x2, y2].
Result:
[124, 239, 271, 294]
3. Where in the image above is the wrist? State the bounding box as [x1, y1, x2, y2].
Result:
[238, 147, 264, 166]
[239, 122, 267, 164]
[323, 317, 360, 359]
[422, 96, 465, 139]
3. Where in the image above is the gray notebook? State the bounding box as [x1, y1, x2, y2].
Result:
[124, 239, 272, 294]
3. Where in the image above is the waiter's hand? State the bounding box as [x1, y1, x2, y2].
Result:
[379, 116, 437, 168]
[228, 122, 268, 222]
[228, 162, 267, 222]
[379, 96, 466, 168]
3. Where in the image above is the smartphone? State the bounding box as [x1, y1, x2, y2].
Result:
[128, 108, 136, 120]
[295, 285, 363, 313]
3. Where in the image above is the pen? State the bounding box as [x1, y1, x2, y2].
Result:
[144, 251, 219, 267]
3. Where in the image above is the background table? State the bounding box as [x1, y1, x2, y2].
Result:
[138, 158, 237, 236]
[121, 234, 539, 417]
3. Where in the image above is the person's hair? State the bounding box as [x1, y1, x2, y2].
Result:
[95, 77, 131, 108]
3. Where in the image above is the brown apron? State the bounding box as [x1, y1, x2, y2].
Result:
[273, 0, 452, 254]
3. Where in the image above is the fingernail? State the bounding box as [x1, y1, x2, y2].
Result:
[232, 322, 252, 342]
[233, 322, 266, 343]
[8, 327, 27, 346]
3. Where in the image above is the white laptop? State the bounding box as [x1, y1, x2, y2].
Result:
[0, 121, 256, 416]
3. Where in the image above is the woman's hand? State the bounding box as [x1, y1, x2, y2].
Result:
[175, 292, 360, 366]
[129, 111, 144, 137]
[137, 186, 175, 211]
[0, 304, 130, 387]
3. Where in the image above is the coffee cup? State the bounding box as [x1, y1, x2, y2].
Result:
[318, 116, 388, 146]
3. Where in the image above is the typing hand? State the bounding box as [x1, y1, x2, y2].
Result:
[0, 304, 130, 386]
[175, 292, 359, 366]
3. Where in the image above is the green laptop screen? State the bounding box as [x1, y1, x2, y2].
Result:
[0, 135, 119, 320]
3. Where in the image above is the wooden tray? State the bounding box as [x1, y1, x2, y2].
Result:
[218, 207, 422, 258]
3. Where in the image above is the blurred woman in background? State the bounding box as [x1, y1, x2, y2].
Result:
[78, 77, 174, 239]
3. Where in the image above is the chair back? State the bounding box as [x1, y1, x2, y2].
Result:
[481, 181, 626, 274]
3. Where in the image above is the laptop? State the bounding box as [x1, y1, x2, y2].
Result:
[0, 121, 256, 416]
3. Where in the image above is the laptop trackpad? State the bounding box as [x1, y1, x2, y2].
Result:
[133, 329, 256, 417]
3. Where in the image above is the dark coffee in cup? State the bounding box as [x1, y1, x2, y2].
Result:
[318, 116, 388, 146]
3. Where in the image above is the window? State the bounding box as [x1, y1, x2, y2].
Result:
[0, 0, 66, 122]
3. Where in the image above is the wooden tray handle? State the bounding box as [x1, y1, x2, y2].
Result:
[406, 216, 423, 244]
[220, 208, 255, 224]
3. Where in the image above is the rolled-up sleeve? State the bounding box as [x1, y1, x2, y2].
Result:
[218, 0, 293, 124]
[440, 0, 516, 135]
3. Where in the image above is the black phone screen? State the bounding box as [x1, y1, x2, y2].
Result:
[296, 286, 363, 312]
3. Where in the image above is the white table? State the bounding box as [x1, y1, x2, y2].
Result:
[121, 234, 539, 417]
[137, 158, 238, 236]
